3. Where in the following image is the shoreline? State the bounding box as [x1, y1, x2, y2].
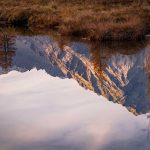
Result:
[1, 22, 149, 42]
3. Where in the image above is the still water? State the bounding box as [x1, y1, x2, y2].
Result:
[0, 29, 150, 150]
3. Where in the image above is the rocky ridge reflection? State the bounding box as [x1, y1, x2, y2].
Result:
[0, 33, 150, 115]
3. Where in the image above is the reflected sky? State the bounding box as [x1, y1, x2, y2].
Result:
[0, 69, 150, 150]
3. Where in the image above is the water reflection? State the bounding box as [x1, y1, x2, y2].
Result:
[1, 29, 150, 150]
[0, 29, 15, 69]
[0, 69, 150, 150]
[0, 31, 150, 115]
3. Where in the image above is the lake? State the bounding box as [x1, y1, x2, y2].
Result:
[0, 28, 150, 150]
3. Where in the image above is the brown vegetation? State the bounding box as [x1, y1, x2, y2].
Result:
[0, 0, 150, 41]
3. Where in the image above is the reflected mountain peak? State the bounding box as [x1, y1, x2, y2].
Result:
[0, 30, 150, 115]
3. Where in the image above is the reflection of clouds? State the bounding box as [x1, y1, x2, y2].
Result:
[100, 135, 150, 150]
[0, 69, 149, 150]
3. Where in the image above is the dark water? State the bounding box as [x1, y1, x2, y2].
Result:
[0, 29, 150, 150]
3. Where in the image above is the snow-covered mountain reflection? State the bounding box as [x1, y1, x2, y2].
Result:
[0, 35, 150, 115]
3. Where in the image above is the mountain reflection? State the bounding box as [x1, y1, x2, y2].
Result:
[0, 33, 150, 115]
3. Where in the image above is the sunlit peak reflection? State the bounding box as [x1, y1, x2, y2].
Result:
[1, 34, 150, 115]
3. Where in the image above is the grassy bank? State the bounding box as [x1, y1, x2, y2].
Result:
[0, 0, 150, 41]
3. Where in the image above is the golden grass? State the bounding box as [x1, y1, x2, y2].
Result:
[0, 0, 150, 41]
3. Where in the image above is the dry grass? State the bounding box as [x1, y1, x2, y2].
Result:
[0, 0, 150, 41]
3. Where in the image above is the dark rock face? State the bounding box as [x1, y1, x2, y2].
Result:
[0, 35, 150, 115]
